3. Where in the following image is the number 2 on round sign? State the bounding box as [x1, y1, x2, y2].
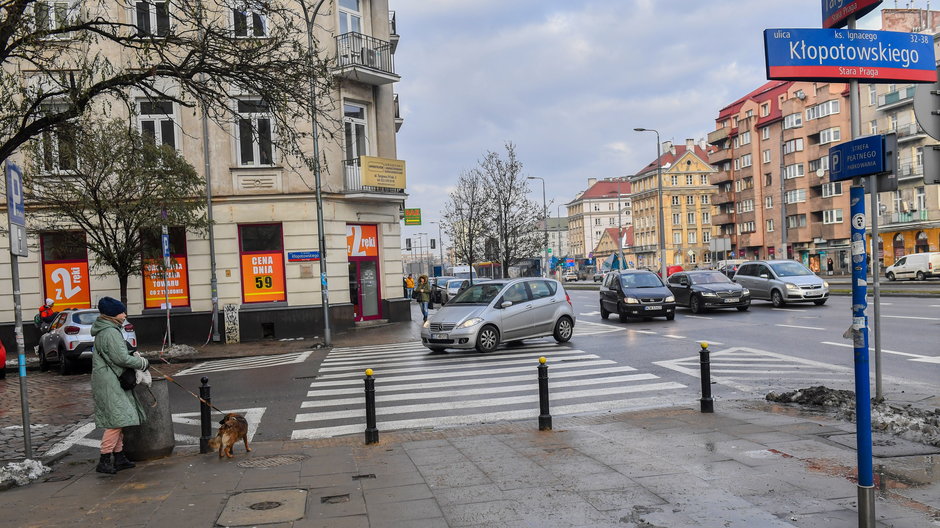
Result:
[254, 276, 273, 289]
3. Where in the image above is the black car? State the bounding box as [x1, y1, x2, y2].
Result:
[667, 270, 751, 314]
[599, 270, 675, 322]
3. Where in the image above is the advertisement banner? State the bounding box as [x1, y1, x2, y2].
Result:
[347, 224, 379, 257]
[403, 208, 421, 225]
[764, 28, 937, 83]
[360, 156, 406, 189]
[143, 258, 190, 309]
[43, 261, 91, 309]
[241, 252, 286, 303]
[822, 0, 882, 29]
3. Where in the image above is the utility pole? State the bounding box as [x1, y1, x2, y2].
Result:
[635, 128, 667, 279]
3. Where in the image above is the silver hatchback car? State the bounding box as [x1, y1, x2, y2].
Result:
[37, 309, 138, 375]
[421, 278, 575, 353]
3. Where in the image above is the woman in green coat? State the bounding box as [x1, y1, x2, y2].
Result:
[91, 297, 149, 474]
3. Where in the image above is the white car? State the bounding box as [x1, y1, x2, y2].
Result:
[884, 252, 940, 281]
[37, 309, 138, 375]
[562, 271, 578, 282]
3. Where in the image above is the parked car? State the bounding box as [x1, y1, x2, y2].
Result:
[732, 260, 829, 307]
[441, 278, 490, 304]
[667, 270, 751, 313]
[421, 278, 575, 353]
[36, 309, 138, 375]
[431, 276, 455, 303]
[562, 271, 578, 282]
[599, 270, 675, 322]
[716, 259, 748, 278]
[884, 252, 940, 281]
[592, 271, 606, 282]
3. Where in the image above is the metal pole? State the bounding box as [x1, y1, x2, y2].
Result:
[11, 254, 31, 459]
[655, 134, 666, 279]
[162, 225, 172, 347]
[871, 178, 883, 402]
[364, 368, 379, 444]
[199, 376, 211, 454]
[304, 0, 331, 347]
[699, 342, 714, 413]
[537, 357, 552, 431]
[617, 178, 625, 269]
[528, 176, 548, 277]
[200, 80, 220, 343]
[780, 118, 788, 260]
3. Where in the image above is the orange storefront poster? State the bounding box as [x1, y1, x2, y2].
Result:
[43, 261, 91, 309]
[143, 258, 191, 309]
[346, 224, 378, 257]
[241, 252, 286, 303]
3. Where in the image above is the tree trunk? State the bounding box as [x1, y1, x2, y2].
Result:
[119, 274, 129, 306]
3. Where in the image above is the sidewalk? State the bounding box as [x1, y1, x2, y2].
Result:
[1, 400, 937, 527]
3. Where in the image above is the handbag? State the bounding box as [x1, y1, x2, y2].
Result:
[97, 341, 138, 391]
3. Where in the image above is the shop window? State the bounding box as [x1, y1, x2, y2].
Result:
[41, 231, 91, 309]
[239, 224, 286, 303]
[141, 227, 190, 309]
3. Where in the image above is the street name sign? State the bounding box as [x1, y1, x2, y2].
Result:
[287, 251, 321, 262]
[764, 28, 937, 83]
[828, 135, 884, 182]
[822, 0, 882, 29]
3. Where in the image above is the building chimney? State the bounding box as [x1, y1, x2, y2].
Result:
[686, 138, 695, 151]
[587, 178, 597, 188]
[663, 141, 674, 155]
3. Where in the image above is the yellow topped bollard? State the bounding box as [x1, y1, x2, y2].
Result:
[364, 368, 378, 444]
[699, 342, 714, 413]
[537, 356, 551, 431]
[365, 368, 373, 377]
[700, 342, 708, 350]
[539, 356, 547, 364]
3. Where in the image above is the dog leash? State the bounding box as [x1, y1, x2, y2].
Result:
[149, 359, 227, 415]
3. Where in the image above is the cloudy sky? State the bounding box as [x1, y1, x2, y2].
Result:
[392, 0, 892, 244]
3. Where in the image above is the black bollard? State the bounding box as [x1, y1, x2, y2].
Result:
[199, 376, 212, 453]
[538, 357, 552, 431]
[364, 369, 379, 444]
[699, 342, 714, 413]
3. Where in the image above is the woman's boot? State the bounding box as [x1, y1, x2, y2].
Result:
[112, 451, 136, 471]
[96, 453, 116, 474]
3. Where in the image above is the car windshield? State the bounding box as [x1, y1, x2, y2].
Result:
[446, 280, 465, 289]
[73, 311, 99, 325]
[449, 283, 505, 304]
[769, 261, 813, 277]
[620, 273, 663, 288]
[690, 272, 732, 285]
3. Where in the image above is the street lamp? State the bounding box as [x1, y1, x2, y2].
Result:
[634, 128, 667, 280]
[556, 203, 565, 276]
[431, 221, 445, 274]
[527, 176, 548, 278]
[416, 232, 428, 276]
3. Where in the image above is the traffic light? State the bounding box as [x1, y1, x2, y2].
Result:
[430, 238, 436, 249]
[405, 238, 411, 251]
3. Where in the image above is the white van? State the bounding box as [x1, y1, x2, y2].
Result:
[884, 252, 940, 281]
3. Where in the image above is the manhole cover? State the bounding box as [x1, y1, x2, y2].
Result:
[249, 501, 282, 511]
[236, 454, 308, 468]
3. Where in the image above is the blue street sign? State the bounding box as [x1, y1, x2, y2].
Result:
[822, 0, 882, 29]
[5, 162, 25, 227]
[288, 250, 321, 262]
[764, 28, 937, 83]
[828, 135, 885, 182]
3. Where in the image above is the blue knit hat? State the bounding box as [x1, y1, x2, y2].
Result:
[97, 296, 127, 317]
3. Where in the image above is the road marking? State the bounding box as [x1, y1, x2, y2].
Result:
[685, 315, 713, 320]
[633, 330, 657, 335]
[771, 308, 807, 312]
[579, 311, 600, 316]
[775, 324, 826, 331]
[695, 340, 724, 346]
[663, 335, 686, 339]
[883, 315, 940, 321]
[819, 341, 930, 359]
[321, 348, 584, 369]
[175, 350, 313, 376]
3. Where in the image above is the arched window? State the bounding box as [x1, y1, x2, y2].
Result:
[893, 233, 905, 258]
[915, 231, 929, 253]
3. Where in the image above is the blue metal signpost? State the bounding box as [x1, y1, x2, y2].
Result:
[823, 0, 883, 29]
[764, 28, 937, 83]
[5, 161, 31, 458]
[828, 135, 884, 182]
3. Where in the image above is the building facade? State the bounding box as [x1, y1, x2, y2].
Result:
[0, 1, 408, 348]
[565, 178, 632, 261]
[592, 227, 635, 270]
[629, 140, 716, 269]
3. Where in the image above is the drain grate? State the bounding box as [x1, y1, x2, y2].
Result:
[321, 494, 350, 504]
[43, 475, 73, 483]
[237, 454, 308, 468]
[351, 474, 376, 480]
[249, 501, 283, 511]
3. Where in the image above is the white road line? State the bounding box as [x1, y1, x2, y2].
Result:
[775, 324, 826, 331]
[320, 349, 585, 370]
[771, 308, 807, 312]
[322, 344, 574, 364]
[175, 351, 312, 376]
[663, 335, 686, 339]
[633, 330, 657, 335]
[819, 341, 928, 359]
[45, 423, 97, 457]
[685, 315, 713, 320]
[883, 315, 940, 321]
[579, 311, 600, 316]
[319, 353, 602, 379]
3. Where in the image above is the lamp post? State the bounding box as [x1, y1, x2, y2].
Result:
[431, 221, 445, 274]
[634, 128, 666, 280]
[528, 176, 548, 277]
[417, 232, 428, 276]
[557, 204, 565, 277]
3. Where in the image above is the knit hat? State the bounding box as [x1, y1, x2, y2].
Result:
[97, 297, 127, 317]
[45, 298, 54, 306]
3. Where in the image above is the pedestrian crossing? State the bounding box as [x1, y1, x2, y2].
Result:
[653, 346, 852, 393]
[175, 350, 313, 376]
[291, 341, 687, 440]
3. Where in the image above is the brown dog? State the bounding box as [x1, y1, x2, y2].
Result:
[208, 413, 251, 458]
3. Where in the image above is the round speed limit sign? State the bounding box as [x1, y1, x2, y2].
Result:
[852, 213, 865, 230]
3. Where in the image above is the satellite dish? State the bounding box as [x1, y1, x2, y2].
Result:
[816, 169, 825, 178]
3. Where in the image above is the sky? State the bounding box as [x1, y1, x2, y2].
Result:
[392, 0, 895, 245]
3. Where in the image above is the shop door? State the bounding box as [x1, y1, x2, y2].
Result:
[349, 259, 381, 321]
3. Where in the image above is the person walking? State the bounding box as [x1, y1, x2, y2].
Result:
[405, 274, 415, 300]
[826, 257, 834, 276]
[91, 297, 149, 474]
[415, 275, 432, 322]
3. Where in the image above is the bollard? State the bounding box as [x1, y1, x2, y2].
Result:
[538, 357, 552, 431]
[199, 376, 212, 453]
[699, 342, 714, 413]
[364, 369, 379, 444]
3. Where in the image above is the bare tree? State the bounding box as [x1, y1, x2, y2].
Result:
[442, 170, 489, 277]
[23, 118, 209, 304]
[479, 142, 543, 278]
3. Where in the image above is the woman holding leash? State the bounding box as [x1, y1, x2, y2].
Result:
[91, 297, 149, 474]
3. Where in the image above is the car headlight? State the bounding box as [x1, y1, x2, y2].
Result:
[785, 282, 800, 291]
[823, 281, 829, 289]
[624, 296, 640, 304]
[665, 295, 675, 303]
[457, 317, 483, 329]
[741, 288, 750, 295]
[701, 292, 718, 297]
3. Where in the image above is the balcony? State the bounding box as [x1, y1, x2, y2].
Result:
[393, 93, 403, 132]
[713, 190, 735, 205]
[712, 212, 735, 226]
[388, 11, 399, 54]
[880, 209, 930, 225]
[709, 148, 733, 164]
[898, 163, 924, 182]
[343, 158, 406, 200]
[710, 170, 733, 184]
[333, 32, 400, 85]
[878, 85, 915, 109]
[896, 122, 927, 143]
[707, 126, 730, 145]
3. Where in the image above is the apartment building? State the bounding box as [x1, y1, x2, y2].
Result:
[0, 1, 407, 347]
[860, 8, 940, 265]
[629, 140, 716, 269]
[708, 82, 852, 273]
[592, 227, 635, 270]
[565, 178, 632, 262]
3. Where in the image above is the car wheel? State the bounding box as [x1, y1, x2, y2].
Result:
[553, 316, 574, 343]
[475, 325, 500, 353]
[618, 310, 631, 323]
[916, 271, 926, 281]
[771, 290, 786, 308]
[886, 272, 896, 281]
[38, 349, 49, 372]
[58, 351, 72, 375]
[813, 299, 827, 306]
[665, 313, 675, 321]
[600, 303, 610, 320]
[690, 295, 703, 314]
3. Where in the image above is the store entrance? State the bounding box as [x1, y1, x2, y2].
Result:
[348, 258, 381, 321]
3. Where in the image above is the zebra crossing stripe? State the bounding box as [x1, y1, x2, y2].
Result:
[175, 351, 313, 376]
[319, 349, 592, 372]
[321, 345, 576, 365]
[317, 353, 603, 379]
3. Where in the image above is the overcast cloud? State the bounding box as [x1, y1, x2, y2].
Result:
[392, 0, 890, 243]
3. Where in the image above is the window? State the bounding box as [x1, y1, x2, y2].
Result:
[735, 199, 754, 213]
[141, 226, 190, 309]
[783, 138, 804, 154]
[233, 4, 267, 37]
[34, 1, 74, 34]
[869, 120, 878, 134]
[783, 113, 802, 129]
[784, 163, 804, 179]
[763, 149, 772, 164]
[761, 127, 771, 140]
[594, 218, 601, 226]
[700, 175, 709, 185]
[819, 127, 841, 145]
[736, 221, 756, 234]
[786, 214, 807, 228]
[869, 85, 877, 106]
[823, 209, 844, 224]
[766, 219, 774, 232]
[687, 212, 696, 224]
[745, 109, 753, 118]
[702, 211, 710, 224]
[40, 231, 91, 309]
[339, 0, 362, 34]
[688, 231, 697, 244]
[738, 131, 751, 146]
[39, 104, 77, 173]
[673, 231, 682, 244]
[671, 175, 678, 185]
[760, 103, 769, 117]
[671, 196, 680, 206]
[806, 99, 840, 120]
[735, 154, 752, 169]
[608, 217, 616, 226]
[703, 231, 711, 243]
[822, 182, 843, 198]
[138, 100, 176, 149]
[343, 101, 368, 163]
[785, 189, 806, 203]
[809, 155, 830, 173]
[765, 173, 773, 186]
[889, 113, 898, 131]
[701, 194, 709, 204]
[530, 281, 556, 300]
[236, 98, 274, 166]
[686, 175, 694, 185]
[134, 1, 170, 37]
[686, 195, 695, 205]
[765, 196, 773, 209]
[672, 213, 681, 225]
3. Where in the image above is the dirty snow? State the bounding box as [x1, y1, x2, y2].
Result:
[0, 459, 51, 487]
[142, 344, 198, 360]
[767, 386, 940, 448]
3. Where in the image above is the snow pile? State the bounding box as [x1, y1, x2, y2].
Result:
[767, 386, 940, 448]
[146, 344, 198, 360]
[0, 459, 51, 487]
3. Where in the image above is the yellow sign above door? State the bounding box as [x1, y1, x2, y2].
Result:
[360, 156, 406, 189]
